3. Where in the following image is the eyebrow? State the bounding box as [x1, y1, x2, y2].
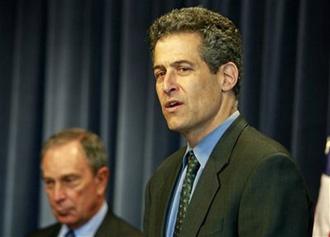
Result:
[42, 173, 79, 180]
[153, 60, 195, 70]
[153, 65, 163, 71]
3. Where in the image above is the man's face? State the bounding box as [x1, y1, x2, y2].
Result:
[153, 32, 225, 140]
[41, 141, 107, 229]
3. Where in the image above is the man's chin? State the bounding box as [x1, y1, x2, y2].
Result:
[56, 215, 77, 226]
[166, 119, 182, 131]
[167, 121, 187, 133]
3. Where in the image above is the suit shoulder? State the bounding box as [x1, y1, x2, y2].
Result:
[106, 213, 143, 237]
[239, 125, 290, 157]
[149, 147, 185, 180]
[26, 223, 60, 237]
[224, 124, 299, 175]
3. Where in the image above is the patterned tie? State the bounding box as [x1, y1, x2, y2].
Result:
[174, 151, 200, 237]
[64, 229, 76, 237]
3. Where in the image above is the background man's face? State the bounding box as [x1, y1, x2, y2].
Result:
[41, 141, 105, 229]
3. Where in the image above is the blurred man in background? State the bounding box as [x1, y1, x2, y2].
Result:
[28, 128, 142, 237]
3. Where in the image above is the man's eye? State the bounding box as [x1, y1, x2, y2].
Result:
[64, 177, 77, 183]
[177, 67, 192, 74]
[178, 67, 188, 71]
[154, 71, 165, 80]
[44, 180, 54, 188]
[63, 176, 80, 187]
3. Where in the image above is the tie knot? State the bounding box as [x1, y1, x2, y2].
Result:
[186, 151, 200, 172]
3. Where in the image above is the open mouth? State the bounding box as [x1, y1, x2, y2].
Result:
[165, 100, 183, 109]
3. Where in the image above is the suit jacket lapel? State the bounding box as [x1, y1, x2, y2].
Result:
[180, 116, 248, 236]
[159, 147, 186, 236]
[50, 223, 61, 236]
[95, 209, 112, 236]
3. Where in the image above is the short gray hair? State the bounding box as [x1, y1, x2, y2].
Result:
[41, 128, 108, 174]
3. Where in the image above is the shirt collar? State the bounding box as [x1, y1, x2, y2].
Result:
[59, 201, 108, 237]
[184, 111, 240, 168]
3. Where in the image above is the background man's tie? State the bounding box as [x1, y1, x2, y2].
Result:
[174, 151, 200, 236]
[64, 229, 76, 237]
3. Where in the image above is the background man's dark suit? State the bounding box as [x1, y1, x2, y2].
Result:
[27, 210, 142, 237]
[144, 116, 313, 236]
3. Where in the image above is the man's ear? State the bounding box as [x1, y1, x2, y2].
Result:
[95, 166, 109, 195]
[218, 62, 238, 92]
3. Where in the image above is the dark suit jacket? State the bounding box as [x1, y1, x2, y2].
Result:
[144, 116, 313, 237]
[28, 209, 143, 237]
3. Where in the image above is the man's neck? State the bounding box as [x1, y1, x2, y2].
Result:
[60, 201, 108, 237]
[185, 106, 238, 148]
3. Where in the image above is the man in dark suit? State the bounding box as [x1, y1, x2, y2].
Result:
[28, 128, 142, 237]
[144, 7, 313, 237]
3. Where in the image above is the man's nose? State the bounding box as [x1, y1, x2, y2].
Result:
[53, 184, 66, 202]
[163, 71, 178, 94]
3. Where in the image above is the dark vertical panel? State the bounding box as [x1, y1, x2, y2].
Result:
[1, 0, 46, 235]
[0, 1, 16, 234]
[259, 0, 300, 149]
[239, 0, 266, 127]
[101, 0, 123, 205]
[291, 0, 330, 200]
[328, 63, 330, 136]
[87, 0, 104, 133]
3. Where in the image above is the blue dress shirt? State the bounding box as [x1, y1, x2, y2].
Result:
[58, 201, 108, 237]
[165, 111, 240, 237]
